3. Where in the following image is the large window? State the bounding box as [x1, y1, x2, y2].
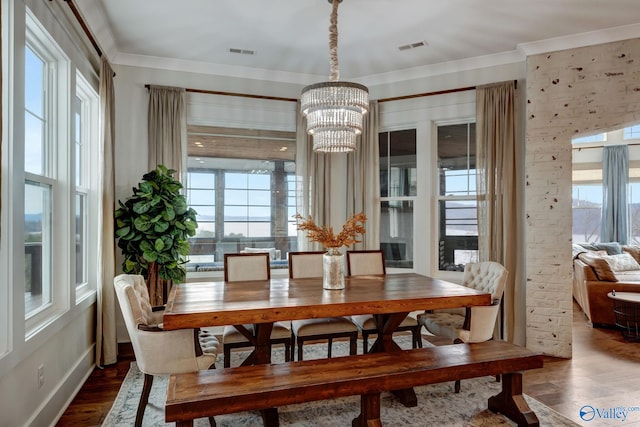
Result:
[572, 183, 603, 243]
[24, 40, 55, 318]
[437, 122, 478, 271]
[185, 126, 296, 272]
[572, 122, 640, 245]
[19, 10, 99, 334]
[379, 129, 416, 269]
[74, 73, 99, 301]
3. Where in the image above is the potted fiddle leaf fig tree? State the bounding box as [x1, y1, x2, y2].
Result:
[115, 164, 198, 305]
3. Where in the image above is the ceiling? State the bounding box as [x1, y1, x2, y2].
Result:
[76, 0, 640, 85]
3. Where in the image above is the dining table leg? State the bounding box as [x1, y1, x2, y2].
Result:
[368, 312, 418, 407]
[232, 322, 280, 426]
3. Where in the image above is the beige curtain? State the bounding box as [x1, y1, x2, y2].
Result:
[476, 81, 521, 344]
[96, 58, 117, 366]
[347, 100, 380, 250]
[147, 85, 186, 178]
[295, 101, 330, 251]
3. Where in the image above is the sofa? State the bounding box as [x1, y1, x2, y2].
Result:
[573, 242, 640, 326]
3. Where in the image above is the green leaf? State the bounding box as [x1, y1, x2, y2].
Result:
[133, 216, 153, 232]
[139, 240, 153, 252]
[133, 200, 152, 214]
[142, 249, 158, 263]
[139, 181, 154, 195]
[154, 221, 170, 233]
[154, 238, 165, 252]
[115, 226, 131, 238]
[163, 206, 176, 221]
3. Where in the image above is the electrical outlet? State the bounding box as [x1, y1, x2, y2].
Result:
[37, 365, 44, 388]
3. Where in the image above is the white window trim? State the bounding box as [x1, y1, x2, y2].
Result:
[74, 72, 99, 304]
[435, 119, 478, 274]
[24, 9, 72, 338]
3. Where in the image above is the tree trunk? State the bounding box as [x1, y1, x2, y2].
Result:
[147, 262, 173, 305]
[147, 262, 163, 306]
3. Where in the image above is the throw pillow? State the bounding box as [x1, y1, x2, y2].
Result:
[577, 252, 618, 282]
[593, 242, 623, 255]
[622, 245, 640, 264]
[603, 253, 640, 272]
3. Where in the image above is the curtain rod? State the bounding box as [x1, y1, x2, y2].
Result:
[144, 85, 298, 103]
[575, 142, 640, 150]
[145, 80, 518, 104]
[378, 80, 518, 103]
[48, 0, 102, 58]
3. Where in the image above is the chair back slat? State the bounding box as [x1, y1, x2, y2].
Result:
[288, 251, 325, 278]
[346, 250, 386, 276]
[224, 253, 271, 282]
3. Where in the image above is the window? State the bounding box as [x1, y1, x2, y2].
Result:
[572, 133, 606, 144]
[572, 183, 602, 243]
[571, 124, 640, 245]
[379, 129, 416, 269]
[24, 41, 55, 318]
[624, 124, 640, 140]
[19, 10, 99, 334]
[185, 126, 296, 272]
[437, 122, 478, 271]
[74, 73, 99, 300]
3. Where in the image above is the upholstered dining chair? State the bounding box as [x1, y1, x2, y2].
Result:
[114, 274, 219, 427]
[288, 251, 359, 360]
[222, 253, 292, 367]
[418, 261, 508, 392]
[346, 250, 424, 353]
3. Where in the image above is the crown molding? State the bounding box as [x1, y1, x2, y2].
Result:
[518, 23, 640, 57]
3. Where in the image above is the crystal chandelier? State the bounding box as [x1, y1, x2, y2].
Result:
[301, 0, 369, 153]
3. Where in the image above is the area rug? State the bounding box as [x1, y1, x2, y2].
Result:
[103, 336, 579, 426]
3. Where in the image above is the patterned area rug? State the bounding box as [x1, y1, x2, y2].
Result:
[103, 336, 579, 426]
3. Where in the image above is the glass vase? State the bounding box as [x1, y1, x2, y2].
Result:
[323, 247, 345, 290]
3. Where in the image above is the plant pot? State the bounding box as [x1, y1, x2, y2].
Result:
[323, 248, 345, 290]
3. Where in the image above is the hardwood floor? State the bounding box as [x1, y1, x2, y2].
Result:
[523, 303, 640, 426]
[56, 302, 639, 426]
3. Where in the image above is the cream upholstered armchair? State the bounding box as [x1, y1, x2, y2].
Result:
[289, 252, 358, 360]
[222, 253, 292, 367]
[114, 274, 219, 427]
[347, 250, 423, 352]
[418, 261, 508, 392]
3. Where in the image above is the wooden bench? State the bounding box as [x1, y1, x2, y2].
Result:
[165, 340, 544, 427]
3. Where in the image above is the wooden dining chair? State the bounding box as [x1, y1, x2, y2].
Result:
[288, 252, 359, 360]
[418, 261, 508, 392]
[222, 253, 292, 367]
[347, 250, 424, 353]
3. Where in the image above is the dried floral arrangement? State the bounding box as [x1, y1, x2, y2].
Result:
[295, 212, 367, 249]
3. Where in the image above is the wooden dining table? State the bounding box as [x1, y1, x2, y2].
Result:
[164, 273, 491, 410]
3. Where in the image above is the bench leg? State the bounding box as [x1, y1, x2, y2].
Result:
[352, 393, 383, 427]
[487, 372, 539, 427]
[176, 422, 194, 427]
[260, 407, 280, 427]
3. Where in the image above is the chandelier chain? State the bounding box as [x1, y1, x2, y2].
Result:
[329, 0, 339, 81]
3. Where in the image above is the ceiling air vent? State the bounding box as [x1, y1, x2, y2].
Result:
[398, 41, 427, 51]
[229, 48, 255, 55]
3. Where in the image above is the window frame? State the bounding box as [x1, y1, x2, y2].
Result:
[435, 120, 479, 272]
[73, 72, 99, 303]
[378, 128, 417, 270]
[23, 9, 73, 337]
